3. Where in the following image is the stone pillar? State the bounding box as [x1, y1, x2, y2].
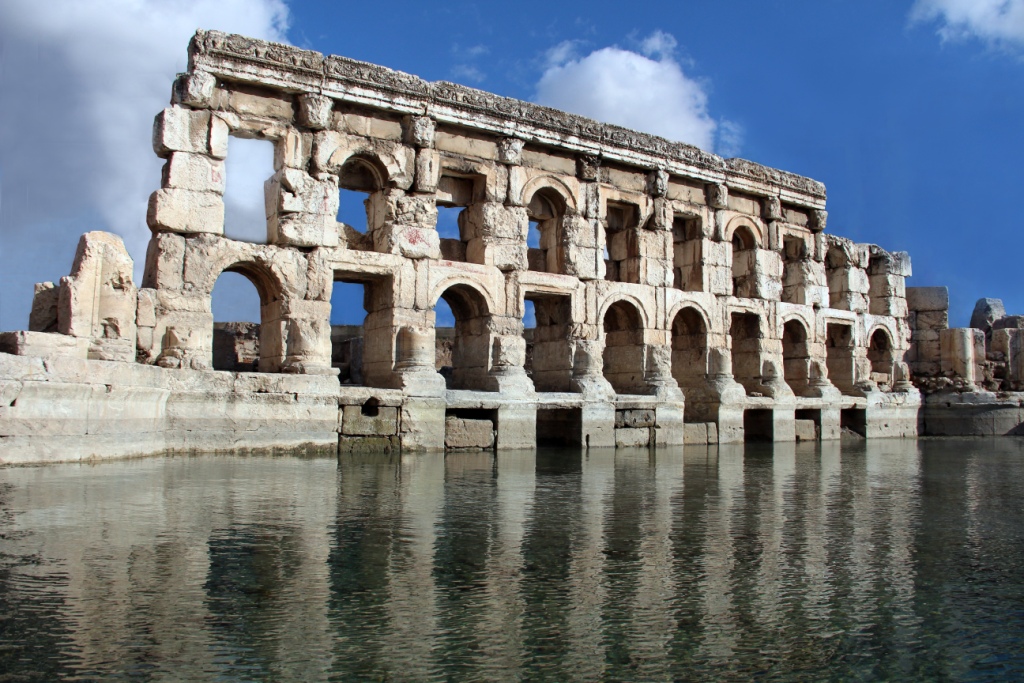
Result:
[569, 333, 615, 400]
[940, 328, 985, 389]
[906, 286, 949, 378]
[489, 315, 534, 394]
[867, 247, 911, 317]
[824, 236, 870, 312]
[464, 203, 528, 272]
[393, 325, 446, 396]
[147, 106, 227, 236]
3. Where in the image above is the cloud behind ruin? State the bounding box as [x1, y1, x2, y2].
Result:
[0, 0, 289, 330]
[911, 0, 1024, 48]
[534, 32, 737, 155]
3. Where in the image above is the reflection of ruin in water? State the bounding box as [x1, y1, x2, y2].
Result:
[2, 439, 1023, 679]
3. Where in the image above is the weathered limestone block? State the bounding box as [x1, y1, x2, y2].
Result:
[497, 137, 524, 165]
[147, 188, 225, 235]
[57, 232, 138, 362]
[142, 232, 186, 290]
[273, 129, 313, 171]
[266, 169, 340, 247]
[445, 416, 494, 449]
[405, 115, 436, 148]
[941, 328, 985, 386]
[162, 152, 225, 194]
[172, 70, 216, 109]
[414, 148, 440, 193]
[615, 427, 650, 448]
[312, 130, 414, 190]
[782, 258, 828, 307]
[152, 106, 213, 158]
[369, 190, 440, 259]
[297, 93, 333, 130]
[907, 286, 949, 313]
[0, 331, 89, 360]
[971, 298, 1006, 336]
[341, 404, 399, 436]
[28, 282, 59, 333]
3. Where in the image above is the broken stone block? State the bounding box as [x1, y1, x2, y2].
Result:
[172, 70, 216, 108]
[28, 282, 59, 333]
[970, 298, 1006, 335]
[57, 232, 138, 352]
[147, 188, 225, 235]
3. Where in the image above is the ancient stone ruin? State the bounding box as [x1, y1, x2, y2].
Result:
[0, 30, 1015, 463]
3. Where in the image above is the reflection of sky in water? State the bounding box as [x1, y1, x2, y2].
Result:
[2, 439, 1024, 680]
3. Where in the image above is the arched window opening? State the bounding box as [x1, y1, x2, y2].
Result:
[671, 308, 708, 397]
[337, 158, 384, 250]
[731, 225, 757, 297]
[211, 269, 265, 372]
[224, 136, 275, 244]
[672, 214, 703, 291]
[434, 284, 493, 391]
[436, 175, 475, 262]
[330, 280, 367, 385]
[782, 319, 811, 395]
[826, 323, 857, 395]
[526, 189, 565, 273]
[730, 312, 761, 394]
[525, 293, 573, 392]
[603, 300, 645, 394]
[868, 329, 894, 389]
[604, 201, 641, 283]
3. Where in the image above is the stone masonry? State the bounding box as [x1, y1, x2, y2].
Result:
[0, 30, 949, 463]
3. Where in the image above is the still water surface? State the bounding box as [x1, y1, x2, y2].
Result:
[1, 439, 1024, 681]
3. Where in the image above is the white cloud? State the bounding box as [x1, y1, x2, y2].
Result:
[0, 0, 289, 330]
[912, 0, 1024, 46]
[534, 32, 737, 154]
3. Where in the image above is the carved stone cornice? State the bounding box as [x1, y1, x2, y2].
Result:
[189, 30, 827, 208]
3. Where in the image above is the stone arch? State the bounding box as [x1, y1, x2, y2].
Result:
[868, 326, 895, 385]
[602, 299, 646, 394]
[728, 218, 763, 298]
[671, 306, 709, 395]
[782, 318, 811, 394]
[209, 260, 287, 373]
[598, 293, 651, 333]
[724, 216, 764, 249]
[429, 276, 499, 319]
[525, 187, 569, 274]
[433, 281, 495, 391]
[520, 175, 578, 215]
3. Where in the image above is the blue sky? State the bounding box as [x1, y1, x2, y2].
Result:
[1, 0, 1022, 329]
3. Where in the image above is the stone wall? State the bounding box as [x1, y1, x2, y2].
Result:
[0, 30, 942, 461]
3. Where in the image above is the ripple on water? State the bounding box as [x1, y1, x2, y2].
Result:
[0, 440, 1023, 680]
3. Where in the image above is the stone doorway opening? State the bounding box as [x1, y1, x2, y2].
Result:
[434, 283, 494, 391]
[730, 312, 762, 395]
[602, 300, 646, 395]
[782, 319, 811, 396]
[524, 292, 573, 392]
[671, 307, 709, 402]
